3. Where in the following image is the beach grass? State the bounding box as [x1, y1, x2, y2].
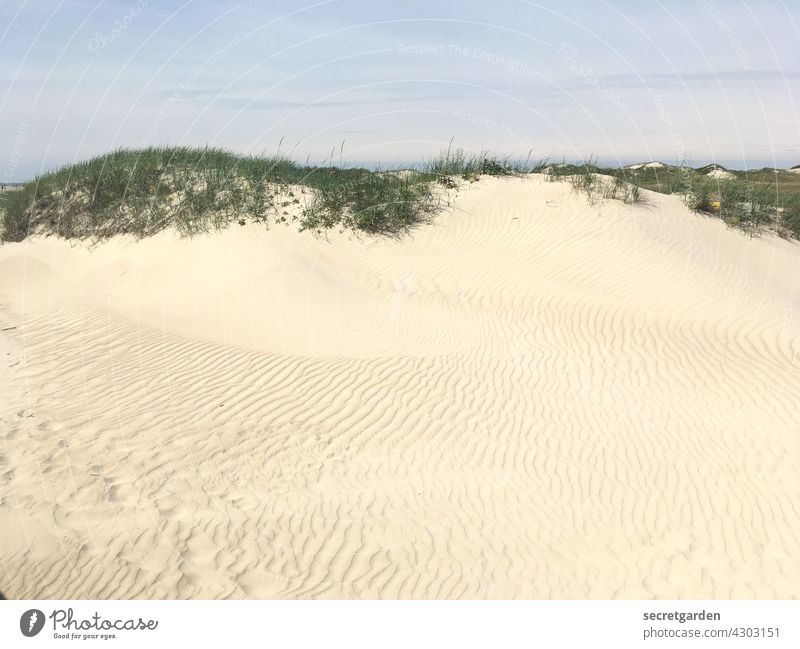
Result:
[422, 144, 544, 179]
[542, 159, 800, 238]
[2, 146, 799, 242]
[620, 163, 800, 237]
[0, 147, 442, 242]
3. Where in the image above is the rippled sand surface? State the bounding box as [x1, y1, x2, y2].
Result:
[1, 176, 799, 598]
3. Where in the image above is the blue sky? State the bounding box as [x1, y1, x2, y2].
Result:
[2, 0, 798, 179]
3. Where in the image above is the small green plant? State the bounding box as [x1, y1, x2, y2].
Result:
[684, 182, 715, 213]
[710, 180, 776, 233]
[570, 165, 596, 197]
[423, 145, 542, 180]
[535, 157, 643, 206]
[299, 170, 439, 236]
[777, 196, 800, 239]
[604, 174, 642, 204]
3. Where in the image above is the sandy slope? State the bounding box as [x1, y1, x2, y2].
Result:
[1, 176, 799, 599]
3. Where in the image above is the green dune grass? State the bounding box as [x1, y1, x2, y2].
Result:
[0, 147, 444, 242]
[2, 146, 799, 243]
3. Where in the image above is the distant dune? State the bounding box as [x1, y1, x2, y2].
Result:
[624, 161, 672, 170]
[706, 168, 735, 180]
[1, 176, 799, 598]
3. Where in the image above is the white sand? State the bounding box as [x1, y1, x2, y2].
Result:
[625, 161, 667, 170]
[1, 176, 799, 599]
[706, 168, 735, 180]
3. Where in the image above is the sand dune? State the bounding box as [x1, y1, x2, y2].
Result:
[1, 176, 799, 598]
